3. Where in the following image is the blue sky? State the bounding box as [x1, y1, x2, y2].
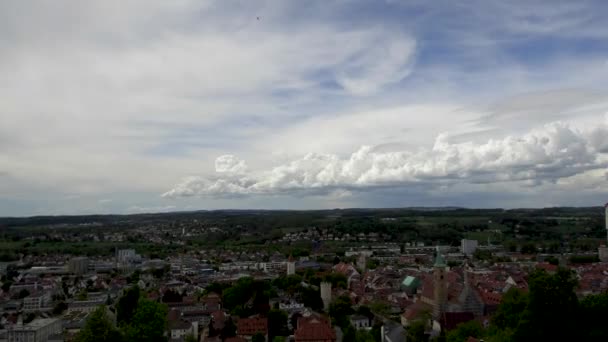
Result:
[1, 0, 608, 216]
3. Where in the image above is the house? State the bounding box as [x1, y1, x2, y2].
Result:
[168, 319, 196, 341]
[294, 316, 336, 342]
[349, 315, 370, 330]
[236, 317, 267, 340]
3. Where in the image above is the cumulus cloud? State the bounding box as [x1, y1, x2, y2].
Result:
[163, 120, 608, 198]
[215, 155, 248, 174]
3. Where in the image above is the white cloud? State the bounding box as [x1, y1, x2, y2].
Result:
[215, 155, 248, 174]
[164, 119, 608, 197]
[2, 1, 608, 215]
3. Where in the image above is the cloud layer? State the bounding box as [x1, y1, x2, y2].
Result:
[164, 119, 608, 197]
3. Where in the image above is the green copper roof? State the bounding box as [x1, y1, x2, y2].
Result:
[402, 276, 420, 287]
[434, 246, 447, 267]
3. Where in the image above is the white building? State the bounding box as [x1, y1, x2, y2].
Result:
[350, 315, 370, 330]
[461, 239, 479, 256]
[320, 282, 332, 311]
[6, 318, 62, 342]
[286, 255, 296, 276]
[169, 320, 197, 340]
[22, 293, 51, 312]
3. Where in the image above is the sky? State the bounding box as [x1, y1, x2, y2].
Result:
[1, 0, 608, 216]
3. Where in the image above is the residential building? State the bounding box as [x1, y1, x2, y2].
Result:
[68, 257, 89, 275]
[294, 316, 336, 342]
[349, 315, 370, 330]
[6, 318, 62, 342]
[461, 239, 478, 256]
[237, 317, 267, 340]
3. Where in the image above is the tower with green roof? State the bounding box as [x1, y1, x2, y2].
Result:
[432, 246, 448, 318]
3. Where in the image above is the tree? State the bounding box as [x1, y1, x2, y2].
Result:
[446, 320, 484, 342]
[578, 293, 608, 339]
[491, 288, 528, 331]
[329, 295, 354, 328]
[74, 306, 123, 342]
[116, 286, 140, 326]
[251, 333, 265, 342]
[1, 280, 12, 292]
[268, 309, 288, 340]
[489, 268, 579, 342]
[221, 317, 237, 340]
[124, 299, 168, 342]
[52, 301, 68, 315]
[184, 335, 197, 342]
[406, 320, 428, 342]
[515, 268, 578, 340]
[343, 325, 357, 342]
[298, 286, 323, 311]
[272, 337, 286, 342]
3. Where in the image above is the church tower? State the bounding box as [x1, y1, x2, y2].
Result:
[433, 246, 448, 319]
[287, 254, 296, 276]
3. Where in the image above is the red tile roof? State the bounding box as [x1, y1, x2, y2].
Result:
[295, 316, 336, 342]
[237, 317, 268, 336]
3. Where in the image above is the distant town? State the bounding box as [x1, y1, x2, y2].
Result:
[1, 206, 607, 341]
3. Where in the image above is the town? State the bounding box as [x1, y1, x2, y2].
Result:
[1, 206, 608, 341]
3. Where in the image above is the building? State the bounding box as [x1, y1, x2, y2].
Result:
[350, 315, 370, 330]
[287, 255, 296, 276]
[68, 257, 89, 275]
[23, 293, 51, 312]
[6, 318, 62, 342]
[294, 316, 336, 342]
[67, 298, 106, 314]
[236, 317, 267, 340]
[356, 254, 367, 273]
[320, 282, 332, 311]
[116, 249, 140, 263]
[168, 320, 197, 340]
[460, 239, 478, 256]
[432, 247, 448, 319]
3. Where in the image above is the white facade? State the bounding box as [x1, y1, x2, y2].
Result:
[22, 293, 50, 312]
[320, 282, 332, 311]
[7, 318, 62, 342]
[286, 261, 296, 276]
[117, 249, 137, 262]
[461, 239, 478, 256]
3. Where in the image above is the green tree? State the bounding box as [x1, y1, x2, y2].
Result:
[268, 309, 288, 340]
[52, 301, 68, 315]
[251, 332, 265, 342]
[272, 337, 286, 342]
[116, 286, 140, 326]
[184, 335, 197, 342]
[343, 325, 356, 342]
[446, 320, 484, 342]
[329, 295, 354, 328]
[491, 288, 528, 331]
[406, 320, 428, 342]
[76, 290, 88, 301]
[578, 293, 608, 339]
[515, 268, 578, 340]
[124, 299, 168, 342]
[355, 329, 376, 342]
[74, 306, 123, 342]
[298, 286, 323, 311]
[221, 317, 237, 340]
